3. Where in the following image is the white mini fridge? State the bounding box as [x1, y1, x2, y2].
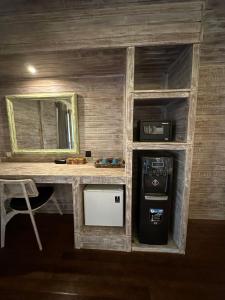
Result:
[84, 185, 124, 227]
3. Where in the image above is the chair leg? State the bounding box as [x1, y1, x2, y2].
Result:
[51, 194, 63, 215]
[29, 212, 43, 251]
[1, 220, 6, 248]
[1, 202, 6, 248]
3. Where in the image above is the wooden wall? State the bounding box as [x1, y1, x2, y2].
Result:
[0, 0, 224, 219]
[189, 0, 225, 219]
[0, 1, 202, 54]
[0, 75, 124, 161]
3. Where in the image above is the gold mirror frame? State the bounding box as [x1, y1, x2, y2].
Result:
[6, 92, 79, 155]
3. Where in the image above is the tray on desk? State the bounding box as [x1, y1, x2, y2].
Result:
[95, 158, 125, 168]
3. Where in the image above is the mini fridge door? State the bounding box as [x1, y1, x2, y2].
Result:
[84, 185, 124, 227]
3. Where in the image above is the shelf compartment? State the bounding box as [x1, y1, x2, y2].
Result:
[133, 97, 189, 143]
[132, 149, 189, 253]
[133, 89, 190, 99]
[134, 45, 193, 90]
[75, 183, 130, 251]
[132, 234, 181, 254]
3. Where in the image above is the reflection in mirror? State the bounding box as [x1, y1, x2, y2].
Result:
[6, 93, 79, 154]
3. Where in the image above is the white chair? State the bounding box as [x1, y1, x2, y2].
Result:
[0, 179, 62, 251]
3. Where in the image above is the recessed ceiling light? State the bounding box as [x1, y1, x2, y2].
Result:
[27, 64, 37, 75]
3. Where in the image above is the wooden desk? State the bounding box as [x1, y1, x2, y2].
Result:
[0, 162, 129, 252]
[0, 162, 126, 184]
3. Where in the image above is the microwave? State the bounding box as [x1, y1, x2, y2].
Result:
[139, 121, 172, 142]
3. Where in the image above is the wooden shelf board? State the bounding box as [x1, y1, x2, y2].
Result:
[132, 235, 181, 254]
[80, 225, 126, 237]
[78, 226, 129, 251]
[132, 142, 190, 151]
[0, 162, 126, 184]
[132, 89, 190, 99]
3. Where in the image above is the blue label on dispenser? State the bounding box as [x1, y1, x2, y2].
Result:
[149, 208, 164, 225]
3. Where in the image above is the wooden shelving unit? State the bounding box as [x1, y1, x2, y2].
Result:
[73, 43, 200, 254]
[125, 43, 201, 254]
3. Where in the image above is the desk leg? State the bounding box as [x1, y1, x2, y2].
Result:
[72, 177, 81, 249]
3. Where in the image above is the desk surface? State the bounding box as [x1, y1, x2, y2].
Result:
[0, 162, 126, 184]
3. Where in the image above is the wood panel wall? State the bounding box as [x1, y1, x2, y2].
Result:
[0, 75, 124, 161]
[0, 1, 202, 54]
[189, 0, 225, 220]
[0, 0, 224, 220]
[0, 49, 125, 81]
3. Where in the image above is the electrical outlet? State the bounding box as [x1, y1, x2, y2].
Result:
[85, 151, 92, 157]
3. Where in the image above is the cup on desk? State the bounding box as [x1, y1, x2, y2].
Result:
[101, 158, 108, 165]
[112, 158, 119, 165]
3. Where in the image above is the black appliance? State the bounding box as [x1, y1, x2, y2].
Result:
[138, 156, 173, 245]
[139, 121, 172, 142]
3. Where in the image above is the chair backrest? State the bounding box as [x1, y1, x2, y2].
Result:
[0, 179, 39, 201]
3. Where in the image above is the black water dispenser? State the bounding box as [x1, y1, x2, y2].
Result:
[138, 156, 173, 245]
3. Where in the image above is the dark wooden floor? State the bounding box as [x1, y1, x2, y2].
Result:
[0, 214, 224, 300]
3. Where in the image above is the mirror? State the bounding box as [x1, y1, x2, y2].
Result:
[6, 93, 79, 154]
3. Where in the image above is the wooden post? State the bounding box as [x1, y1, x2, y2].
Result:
[125, 47, 135, 243]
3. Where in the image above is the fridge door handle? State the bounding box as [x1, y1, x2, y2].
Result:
[115, 196, 120, 203]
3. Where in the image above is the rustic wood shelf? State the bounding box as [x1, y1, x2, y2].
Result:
[76, 225, 129, 252]
[133, 96, 189, 143]
[80, 225, 126, 236]
[132, 142, 190, 151]
[134, 45, 193, 90]
[133, 89, 190, 99]
[125, 42, 201, 254]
